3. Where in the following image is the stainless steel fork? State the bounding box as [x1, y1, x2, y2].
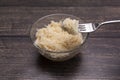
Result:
[78, 20, 120, 33]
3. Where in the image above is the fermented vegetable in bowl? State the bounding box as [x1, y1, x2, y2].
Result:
[30, 14, 88, 61]
[34, 18, 83, 52]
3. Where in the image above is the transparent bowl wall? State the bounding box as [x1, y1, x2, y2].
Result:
[30, 14, 88, 61]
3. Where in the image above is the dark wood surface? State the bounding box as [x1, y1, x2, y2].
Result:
[0, 0, 120, 7]
[0, 0, 120, 80]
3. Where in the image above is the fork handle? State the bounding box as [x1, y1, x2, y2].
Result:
[99, 20, 120, 27]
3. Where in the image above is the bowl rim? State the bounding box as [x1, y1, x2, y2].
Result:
[30, 13, 89, 53]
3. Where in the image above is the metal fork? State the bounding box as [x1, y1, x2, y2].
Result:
[78, 20, 120, 33]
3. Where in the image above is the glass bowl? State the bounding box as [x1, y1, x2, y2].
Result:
[30, 14, 88, 61]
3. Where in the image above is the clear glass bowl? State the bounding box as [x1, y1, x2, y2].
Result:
[30, 14, 88, 61]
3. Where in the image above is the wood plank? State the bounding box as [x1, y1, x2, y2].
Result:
[0, 0, 120, 7]
[0, 37, 120, 64]
[0, 37, 120, 80]
[0, 7, 120, 38]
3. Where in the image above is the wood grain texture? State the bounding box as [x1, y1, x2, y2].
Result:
[0, 0, 120, 80]
[0, 37, 120, 80]
[0, 7, 120, 37]
[0, 0, 120, 7]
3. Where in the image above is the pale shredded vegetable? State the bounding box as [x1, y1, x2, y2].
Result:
[34, 18, 83, 52]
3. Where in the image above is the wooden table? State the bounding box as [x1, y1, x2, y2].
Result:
[0, 0, 120, 80]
